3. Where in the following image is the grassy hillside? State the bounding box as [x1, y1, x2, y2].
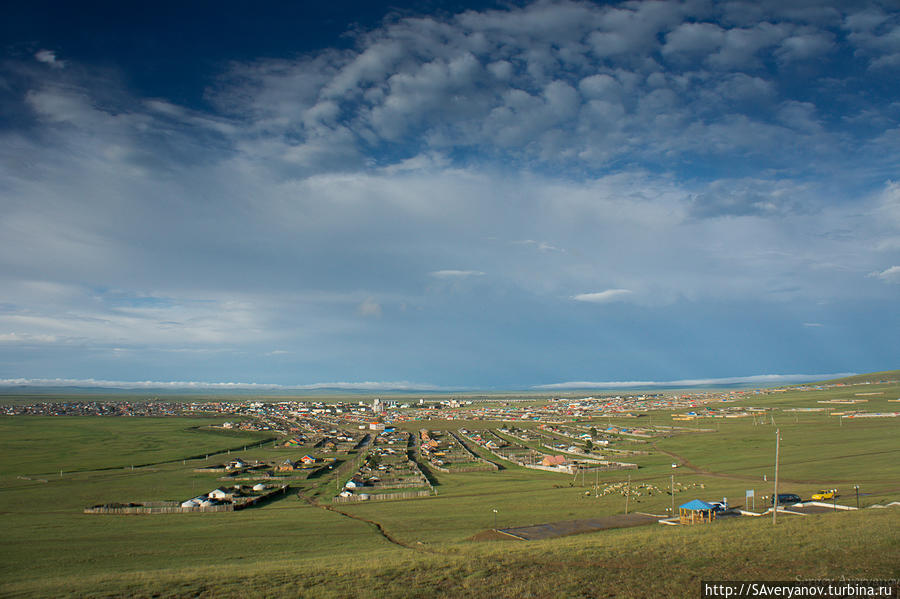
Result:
[818, 370, 900, 385]
[3, 509, 897, 598]
[1, 381, 898, 598]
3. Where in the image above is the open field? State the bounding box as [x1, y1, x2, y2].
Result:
[1, 378, 898, 597]
[3, 509, 897, 598]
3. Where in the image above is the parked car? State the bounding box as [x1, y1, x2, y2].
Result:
[812, 489, 836, 500]
[775, 493, 802, 505]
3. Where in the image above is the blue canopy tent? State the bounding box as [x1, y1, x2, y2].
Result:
[679, 499, 717, 524]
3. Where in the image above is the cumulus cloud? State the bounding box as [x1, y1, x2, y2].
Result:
[572, 289, 633, 303]
[1, 0, 899, 385]
[776, 31, 835, 63]
[870, 265, 900, 282]
[34, 49, 64, 68]
[197, 0, 870, 176]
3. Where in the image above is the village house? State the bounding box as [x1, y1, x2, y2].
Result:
[276, 459, 297, 473]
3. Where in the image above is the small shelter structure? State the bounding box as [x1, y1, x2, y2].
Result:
[679, 499, 717, 524]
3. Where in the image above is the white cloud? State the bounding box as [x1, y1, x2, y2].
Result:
[430, 270, 486, 278]
[572, 289, 633, 303]
[34, 49, 64, 68]
[0, 378, 442, 391]
[776, 31, 835, 63]
[803, 322, 823, 327]
[0, 332, 59, 343]
[2, 1, 899, 385]
[357, 297, 383, 317]
[871, 265, 900, 283]
[0, 285, 274, 347]
[292, 381, 442, 390]
[515, 239, 564, 252]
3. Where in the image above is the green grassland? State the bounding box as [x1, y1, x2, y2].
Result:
[0, 416, 271, 475]
[1, 378, 898, 598]
[818, 369, 900, 385]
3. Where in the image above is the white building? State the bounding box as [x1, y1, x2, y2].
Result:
[208, 488, 230, 500]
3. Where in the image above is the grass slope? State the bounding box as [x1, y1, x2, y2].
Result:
[3, 509, 897, 598]
[819, 370, 900, 385]
[1, 380, 898, 598]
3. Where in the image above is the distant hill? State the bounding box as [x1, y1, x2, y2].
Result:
[819, 370, 900, 385]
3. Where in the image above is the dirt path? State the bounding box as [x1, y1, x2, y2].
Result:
[296, 490, 416, 551]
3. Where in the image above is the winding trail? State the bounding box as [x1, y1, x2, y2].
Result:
[296, 490, 419, 551]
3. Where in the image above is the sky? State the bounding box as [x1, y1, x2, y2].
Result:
[1, 0, 898, 390]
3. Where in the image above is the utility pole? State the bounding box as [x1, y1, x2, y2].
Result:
[773, 428, 780, 525]
[671, 473, 675, 515]
[625, 474, 631, 515]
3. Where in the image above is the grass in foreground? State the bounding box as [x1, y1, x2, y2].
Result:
[3, 508, 897, 598]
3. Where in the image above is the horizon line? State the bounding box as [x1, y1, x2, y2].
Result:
[0, 372, 857, 392]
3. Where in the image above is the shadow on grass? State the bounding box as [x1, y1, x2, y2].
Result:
[307, 459, 344, 479]
[412, 457, 441, 487]
[236, 486, 294, 510]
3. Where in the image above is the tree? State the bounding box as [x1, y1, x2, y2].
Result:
[585, 440, 593, 451]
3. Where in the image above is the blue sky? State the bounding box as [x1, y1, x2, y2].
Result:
[1, 0, 898, 390]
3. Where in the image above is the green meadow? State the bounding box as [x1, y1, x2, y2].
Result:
[1, 376, 898, 597]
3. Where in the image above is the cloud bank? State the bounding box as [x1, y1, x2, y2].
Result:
[0, 378, 443, 391]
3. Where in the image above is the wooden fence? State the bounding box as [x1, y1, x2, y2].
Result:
[332, 489, 431, 504]
[84, 485, 289, 514]
[84, 502, 233, 514]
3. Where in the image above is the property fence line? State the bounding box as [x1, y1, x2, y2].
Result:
[524, 463, 576, 474]
[367, 479, 428, 489]
[218, 474, 308, 481]
[331, 489, 431, 503]
[427, 462, 499, 473]
[84, 485, 290, 514]
[84, 503, 233, 514]
[233, 485, 290, 510]
[447, 431, 501, 470]
[407, 458, 437, 495]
